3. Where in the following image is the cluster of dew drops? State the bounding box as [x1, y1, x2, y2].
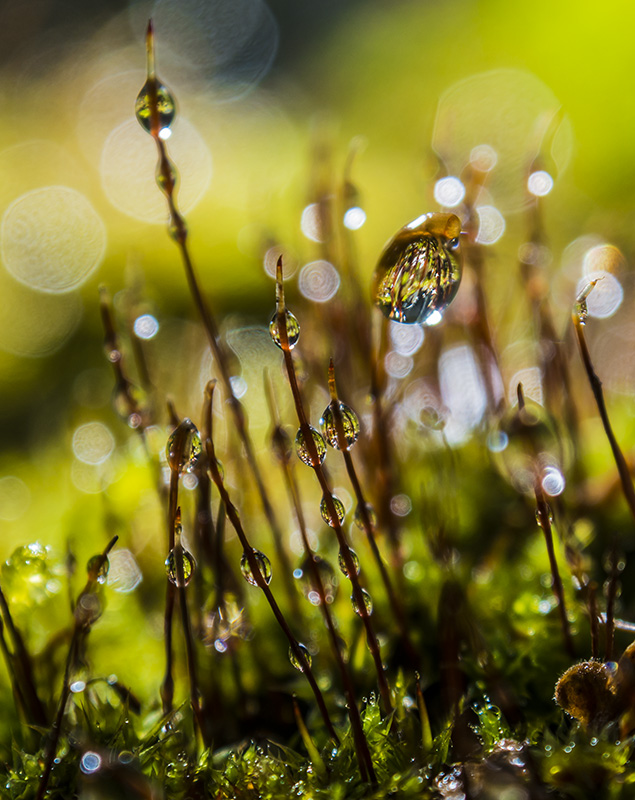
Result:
[159, 307, 374, 643]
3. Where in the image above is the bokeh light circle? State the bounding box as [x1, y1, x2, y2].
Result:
[1, 187, 106, 293]
[434, 177, 465, 208]
[100, 118, 212, 223]
[72, 422, 115, 465]
[298, 261, 340, 303]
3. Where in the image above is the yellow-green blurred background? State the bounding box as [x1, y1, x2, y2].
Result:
[0, 0, 634, 695]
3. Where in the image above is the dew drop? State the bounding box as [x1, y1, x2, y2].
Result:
[295, 426, 326, 467]
[320, 402, 360, 450]
[351, 588, 373, 616]
[338, 547, 360, 578]
[166, 419, 202, 473]
[320, 495, 346, 527]
[353, 503, 377, 531]
[135, 79, 176, 135]
[269, 309, 300, 350]
[165, 548, 195, 587]
[373, 212, 462, 324]
[87, 554, 109, 584]
[289, 642, 312, 672]
[535, 505, 554, 527]
[240, 549, 272, 586]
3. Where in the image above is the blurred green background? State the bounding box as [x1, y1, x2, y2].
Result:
[0, 0, 634, 706]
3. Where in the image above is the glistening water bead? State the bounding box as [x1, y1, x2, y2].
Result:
[373, 212, 462, 324]
[135, 79, 176, 135]
[295, 426, 327, 466]
[289, 643, 312, 672]
[240, 549, 273, 586]
[351, 588, 373, 616]
[320, 402, 360, 450]
[338, 547, 360, 578]
[269, 309, 300, 350]
[165, 548, 195, 587]
[166, 419, 202, 473]
[87, 555, 109, 585]
[320, 495, 346, 527]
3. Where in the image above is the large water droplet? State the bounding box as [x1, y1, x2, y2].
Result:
[295, 426, 326, 467]
[289, 642, 312, 672]
[351, 588, 373, 616]
[240, 549, 272, 586]
[353, 503, 377, 532]
[320, 495, 345, 528]
[166, 419, 202, 474]
[135, 79, 176, 135]
[297, 554, 338, 605]
[320, 402, 360, 450]
[373, 213, 462, 324]
[338, 547, 360, 578]
[269, 309, 300, 350]
[165, 548, 195, 587]
[87, 555, 109, 585]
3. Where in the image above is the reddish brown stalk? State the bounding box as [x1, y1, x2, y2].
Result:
[264, 374, 375, 782]
[369, 314, 404, 572]
[588, 582, 599, 660]
[204, 382, 340, 744]
[173, 508, 208, 747]
[274, 259, 392, 714]
[141, 21, 296, 617]
[37, 537, 118, 800]
[572, 292, 635, 522]
[516, 386, 573, 656]
[327, 359, 418, 666]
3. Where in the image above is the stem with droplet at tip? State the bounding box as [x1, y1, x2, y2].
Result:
[37, 536, 118, 800]
[203, 381, 340, 745]
[274, 258, 393, 715]
[516, 384, 573, 657]
[139, 24, 299, 620]
[264, 371, 375, 783]
[327, 359, 418, 666]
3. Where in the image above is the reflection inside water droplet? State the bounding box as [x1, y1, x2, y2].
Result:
[135, 79, 176, 135]
[320, 402, 360, 450]
[269, 309, 300, 349]
[373, 212, 462, 324]
[289, 642, 312, 671]
[165, 548, 195, 587]
[295, 426, 326, 466]
[240, 549, 272, 586]
[320, 495, 346, 527]
[351, 588, 373, 616]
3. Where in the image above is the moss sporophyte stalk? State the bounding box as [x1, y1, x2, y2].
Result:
[4, 19, 635, 800]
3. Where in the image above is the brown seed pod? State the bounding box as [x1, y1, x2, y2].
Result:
[554, 660, 618, 730]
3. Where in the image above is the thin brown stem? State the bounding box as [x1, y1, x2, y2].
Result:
[274, 261, 392, 714]
[535, 486, 574, 657]
[141, 24, 296, 618]
[265, 375, 375, 782]
[37, 537, 118, 800]
[328, 360, 418, 665]
[204, 383, 339, 744]
[572, 311, 635, 522]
